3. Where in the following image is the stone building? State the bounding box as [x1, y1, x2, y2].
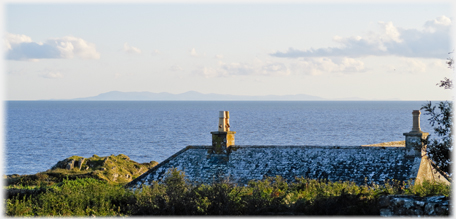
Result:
[127, 110, 450, 188]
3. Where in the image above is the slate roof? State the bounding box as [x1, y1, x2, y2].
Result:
[127, 145, 421, 188]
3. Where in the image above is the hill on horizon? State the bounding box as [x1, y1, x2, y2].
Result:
[72, 91, 331, 101]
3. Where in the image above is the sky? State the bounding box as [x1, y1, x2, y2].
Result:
[2, 1, 455, 100]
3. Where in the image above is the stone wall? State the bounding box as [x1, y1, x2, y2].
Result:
[128, 145, 421, 188]
[379, 195, 450, 216]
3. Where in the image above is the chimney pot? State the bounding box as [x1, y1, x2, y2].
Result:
[411, 110, 422, 133]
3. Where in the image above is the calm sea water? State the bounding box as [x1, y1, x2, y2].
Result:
[5, 101, 433, 175]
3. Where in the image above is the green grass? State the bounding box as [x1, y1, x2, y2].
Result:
[5, 168, 451, 216]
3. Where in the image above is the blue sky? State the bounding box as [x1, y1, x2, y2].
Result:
[3, 1, 455, 100]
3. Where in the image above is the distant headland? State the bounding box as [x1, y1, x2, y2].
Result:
[69, 91, 382, 101]
[72, 91, 325, 101]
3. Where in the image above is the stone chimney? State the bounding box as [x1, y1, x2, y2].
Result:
[211, 111, 236, 154]
[403, 110, 428, 157]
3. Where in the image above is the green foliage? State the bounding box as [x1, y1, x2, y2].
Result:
[6, 178, 128, 216]
[421, 53, 453, 176]
[421, 101, 452, 175]
[5, 168, 452, 216]
[403, 180, 451, 197]
[6, 195, 35, 216]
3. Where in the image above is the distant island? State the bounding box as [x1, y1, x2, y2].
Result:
[71, 91, 371, 101]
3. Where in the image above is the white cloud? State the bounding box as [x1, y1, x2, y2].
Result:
[40, 71, 64, 79]
[193, 57, 366, 78]
[5, 33, 100, 61]
[219, 62, 255, 76]
[170, 65, 183, 71]
[378, 21, 403, 43]
[4, 33, 32, 51]
[215, 54, 224, 59]
[151, 49, 161, 55]
[48, 36, 100, 59]
[385, 58, 429, 74]
[189, 48, 207, 57]
[271, 16, 452, 59]
[424, 16, 451, 33]
[260, 63, 290, 76]
[190, 48, 198, 57]
[429, 59, 449, 69]
[291, 57, 366, 75]
[403, 58, 427, 73]
[192, 66, 221, 78]
[123, 42, 142, 54]
[193, 59, 291, 78]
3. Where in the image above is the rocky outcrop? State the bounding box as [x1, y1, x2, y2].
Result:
[6, 155, 158, 188]
[51, 158, 78, 170]
[51, 156, 87, 171]
[379, 195, 450, 216]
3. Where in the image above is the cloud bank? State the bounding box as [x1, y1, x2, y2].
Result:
[193, 56, 368, 78]
[291, 57, 366, 75]
[193, 59, 291, 78]
[5, 33, 100, 61]
[271, 16, 452, 59]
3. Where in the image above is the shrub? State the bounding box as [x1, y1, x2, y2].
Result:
[5, 169, 452, 216]
[6, 178, 128, 216]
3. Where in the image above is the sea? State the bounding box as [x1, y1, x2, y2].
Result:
[4, 101, 435, 175]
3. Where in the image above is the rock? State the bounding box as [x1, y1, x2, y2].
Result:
[76, 158, 85, 170]
[412, 208, 423, 215]
[380, 208, 393, 216]
[435, 205, 448, 215]
[394, 207, 405, 215]
[391, 197, 405, 207]
[426, 195, 445, 203]
[403, 199, 414, 209]
[414, 200, 426, 207]
[66, 159, 75, 170]
[51, 160, 65, 170]
[378, 196, 390, 207]
[380, 195, 450, 216]
[424, 203, 437, 215]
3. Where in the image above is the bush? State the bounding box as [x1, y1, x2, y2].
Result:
[6, 178, 128, 216]
[421, 101, 452, 175]
[5, 169, 452, 216]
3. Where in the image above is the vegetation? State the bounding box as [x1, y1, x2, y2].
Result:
[5, 168, 451, 216]
[421, 53, 453, 176]
[421, 101, 452, 175]
[5, 154, 158, 189]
